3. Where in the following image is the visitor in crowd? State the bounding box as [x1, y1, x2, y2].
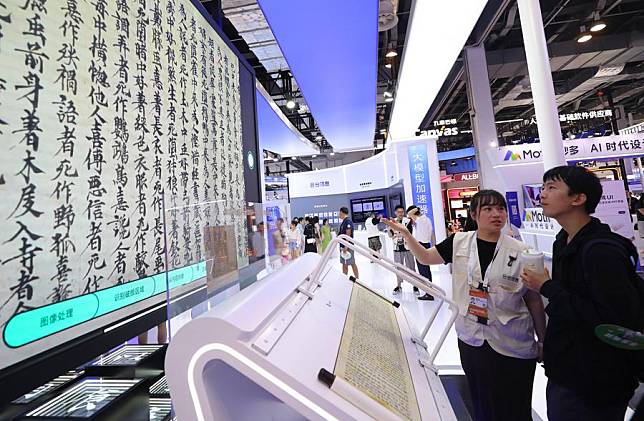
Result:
[407, 206, 434, 301]
[365, 213, 382, 261]
[303, 216, 318, 253]
[320, 218, 332, 253]
[250, 222, 265, 263]
[314, 216, 322, 252]
[271, 217, 288, 263]
[384, 190, 546, 421]
[389, 205, 418, 295]
[298, 217, 306, 253]
[521, 166, 642, 421]
[287, 220, 301, 260]
[338, 207, 359, 279]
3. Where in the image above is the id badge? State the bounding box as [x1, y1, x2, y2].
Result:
[467, 288, 489, 322]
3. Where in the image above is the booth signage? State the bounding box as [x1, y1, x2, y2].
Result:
[522, 208, 561, 234]
[407, 144, 434, 223]
[454, 172, 479, 182]
[490, 133, 644, 168]
[506, 192, 522, 229]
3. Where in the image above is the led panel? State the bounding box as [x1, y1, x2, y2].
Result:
[150, 376, 170, 396]
[257, 0, 379, 150]
[24, 378, 142, 419]
[91, 345, 163, 367]
[13, 371, 84, 404]
[389, 1, 488, 139]
[149, 398, 173, 421]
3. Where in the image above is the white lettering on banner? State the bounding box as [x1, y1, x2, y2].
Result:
[455, 173, 479, 182]
[490, 133, 644, 167]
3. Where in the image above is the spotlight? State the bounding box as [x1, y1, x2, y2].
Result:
[291, 156, 296, 160]
[590, 20, 606, 32]
[315, 135, 322, 140]
[312, 154, 317, 158]
[385, 63, 392, 69]
[385, 97, 394, 103]
[385, 50, 398, 58]
[383, 91, 392, 98]
[286, 99, 297, 109]
[450, 161, 457, 167]
[577, 32, 592, 43]
[272, 158, 279, 162]
[330, 152, 335, 156]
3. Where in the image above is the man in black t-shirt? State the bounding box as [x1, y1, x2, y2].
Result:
[338, 207, 359, 278]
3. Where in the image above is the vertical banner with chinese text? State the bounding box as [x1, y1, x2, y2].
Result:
[407, 144, 434, 226]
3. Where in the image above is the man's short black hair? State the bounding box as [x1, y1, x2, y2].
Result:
[340, 206, 349, 215]
[543, 165, 602, 214]
[395, 205, 405, 211]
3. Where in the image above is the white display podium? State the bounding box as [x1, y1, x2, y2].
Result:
[165, 236, 458, 421]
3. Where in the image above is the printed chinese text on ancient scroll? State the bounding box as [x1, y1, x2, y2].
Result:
[335, 284, 421, 421]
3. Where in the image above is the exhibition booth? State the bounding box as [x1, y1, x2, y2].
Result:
[489, 132, 644, 257]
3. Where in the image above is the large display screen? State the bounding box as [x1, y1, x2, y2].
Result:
[0, 0, 248, 371]
[350, 196, 387, 223]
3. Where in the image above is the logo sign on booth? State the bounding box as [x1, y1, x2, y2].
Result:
[490, 133, 644, 167]
[407, 144, 434, 224]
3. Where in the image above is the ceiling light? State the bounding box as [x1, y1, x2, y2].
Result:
[272, 158, 279, 162]
[590, 20, 606, 32]
[577, 32, 592, 43]
[385, 50, 398, 58]
[330, 152, 335, 156]
[490, 140, 498, 147]
[450, 161, 457, 166]
[385, 97, 394, 103]
[385, 63, 392, 69]
[315, 135, 322, 140]
[383, 91, 392, 98]
[379, 129, 387, 134]
[291, 156, 297, 160]
[312, 154, 317, 158]
[286, 100, 297, 109]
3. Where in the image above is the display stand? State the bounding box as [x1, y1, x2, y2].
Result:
[165, 235, 459, 420]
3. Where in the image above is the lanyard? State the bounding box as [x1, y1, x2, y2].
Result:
[466, 232, 504, 290]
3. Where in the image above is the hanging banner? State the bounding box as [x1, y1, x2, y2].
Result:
[489, 133, 644, 168]
[407, 144, 434, 224]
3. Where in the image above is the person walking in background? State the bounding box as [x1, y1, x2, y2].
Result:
[303, 217, 318, 253]
[271, 217, 288, 264]
[385, 190, 546, 421]
[250, 222, 266, 263]
[314, 216, 322, 252]
[407, 206, 434, 301]
[338, 207, 359, 279]
[365, 213, 382, 261]
[320, 218, 332, 253]
[521, 166, 642, 421]
[287, 220, 301, 260]
[389, 205, 418, 295]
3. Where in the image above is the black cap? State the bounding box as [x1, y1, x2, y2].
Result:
[317, 368, 335, 387]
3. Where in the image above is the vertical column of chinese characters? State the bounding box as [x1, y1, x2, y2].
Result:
[133, 0, 150, 278]
[226, 56, 244, 262]
[49, 0, 82, 301]
[150, 2, 165, 274]
[165, 0, 180, 270]
[211, 41, 222, 225]
[109, 0, 131, 285]
[200, 27, 212, 228]
[189, 16, 202, 264]
[84, 0, 109, 293]
[0, 2, 10, 136]
[177, 4, 193, 266]
[217, 46, 228, 225]
[208, 36, 217, 220]
[2, 0, 48, 317]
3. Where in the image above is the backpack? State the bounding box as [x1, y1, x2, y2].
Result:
[581, 233, 644, 381]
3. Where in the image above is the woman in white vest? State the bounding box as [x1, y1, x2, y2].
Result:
[384, 190, 546, 421]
